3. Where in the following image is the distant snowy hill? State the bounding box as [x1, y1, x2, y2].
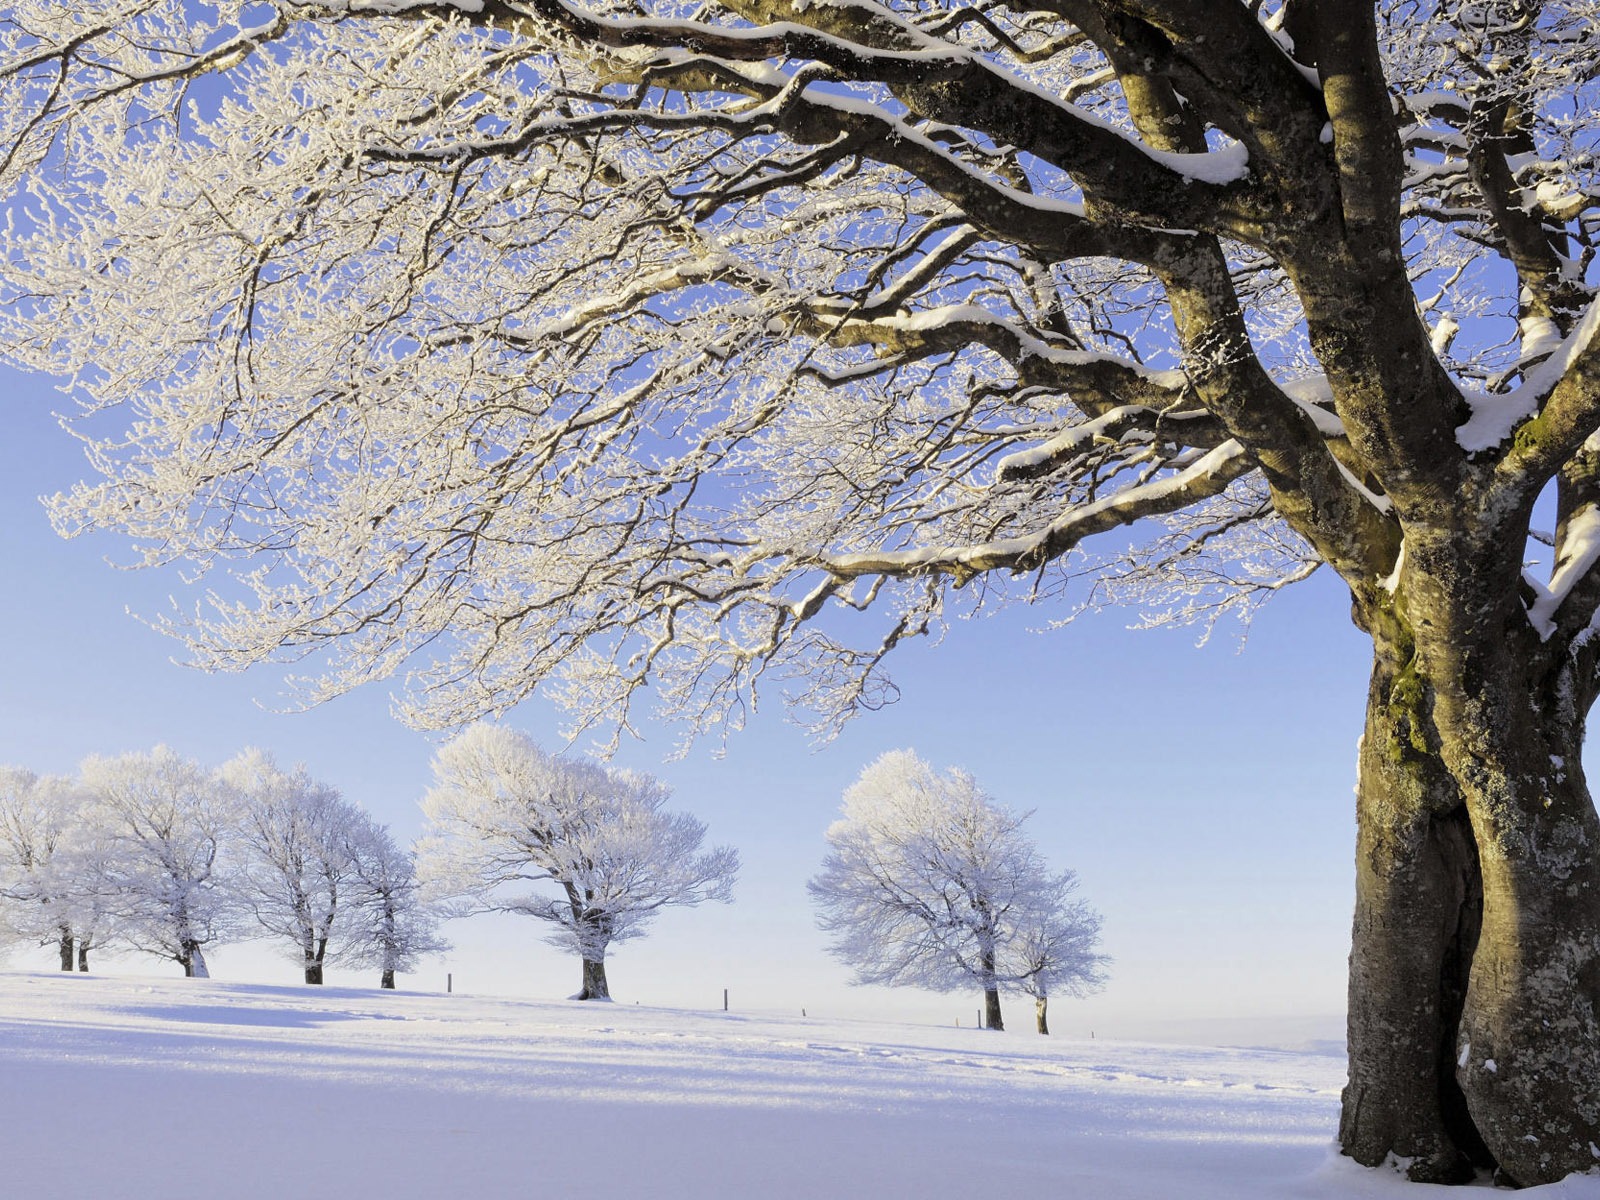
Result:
[0, 973, 1594, 1198]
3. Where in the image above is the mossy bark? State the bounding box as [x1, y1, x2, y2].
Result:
[1340, 543, 1600, 1187]
[1340, 650, 1487, 1183]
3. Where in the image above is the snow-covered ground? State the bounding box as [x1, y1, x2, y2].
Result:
[1, 972, 1595, 1199]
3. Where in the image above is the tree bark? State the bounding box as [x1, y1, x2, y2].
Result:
[577, 957, 611, 1000]
[380, 968, 395, 990]
[1339, 553, 1600, 1187]
[1340, 649, 1487, 1183]
[182, 942, 210, 979]
[305, 960, 324, 985]
[1035, 995, 1049, 1036]
[77, 942, 89, 972]
[57, 928, 73, 972]
[1429, 633, 1600, 1187]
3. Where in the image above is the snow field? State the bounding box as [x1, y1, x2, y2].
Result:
[1, 972, 1597, 1198]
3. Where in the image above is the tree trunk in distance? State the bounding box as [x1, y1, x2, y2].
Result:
[1340, 650, 1486, 1184]
[983, 986, 1003, 1032]
[305, 960, 324, 985]
[577, 958, 611, 1001]
[57, 929, 73, 972]
[380, 969, 395, 990]
[1035, 996, 1049, 1036]
[77, 943, 89, 972]
[184, 943, 209, 979]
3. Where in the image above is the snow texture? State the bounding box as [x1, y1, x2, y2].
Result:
[2, 972, 1597, 1199]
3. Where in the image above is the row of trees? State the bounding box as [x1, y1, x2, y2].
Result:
[0, 748, 444, 986]
[3, 736, 1097, 1032]
[811, 751, 1105, 1034]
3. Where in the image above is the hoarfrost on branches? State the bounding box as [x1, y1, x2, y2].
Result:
[418, 724, 737, 999]
[80, 747, 242, 978]
[808, 749, 1104, 1032]
[342, 818, 450, 989]
[224, 749, 369, 985]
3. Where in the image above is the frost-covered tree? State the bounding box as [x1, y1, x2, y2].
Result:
[343, 818, 449, 990]
[224, 749, 368, 985]
[7, 0, 1600, 1182]
[420, 725, 737, 1000]
[1004, 883, 1107, 1035]
[810, 750, 1100, 1032]
[82, 747, 240, 978]
[0, 767, 109, 971]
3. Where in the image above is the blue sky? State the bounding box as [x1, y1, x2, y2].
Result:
[0, 358, 1369, 1039]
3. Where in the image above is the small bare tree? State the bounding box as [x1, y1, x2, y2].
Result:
[810, 750, 1103, 1032]
[419, 725, 737, 1000]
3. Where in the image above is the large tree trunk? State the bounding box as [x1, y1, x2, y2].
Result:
[1340, 566, 1600, 1187]
[305, 960, 324, 985]
[1431, 634, 1600, 1187]
[380, 968, 395, 990]
[577, 957, 611, 1001]
[57, 928, 73, 972]
[182, 942, 209, 979]
[1340, 651, 1488, 1183]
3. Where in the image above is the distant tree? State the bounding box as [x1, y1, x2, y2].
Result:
[224, 749, 368, 985]
[419, 725, 738, 1000]
[0, 767, 110, 971]
[1004, 881, 1107, 1036]
[82, 747, 239, 978]
[810, 750, 1101, 1032]
[343, 818, 449, 990]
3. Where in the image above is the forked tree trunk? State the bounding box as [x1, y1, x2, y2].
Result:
[1340, 651, 1488, 1183]
[577, 957, 611, 1001]
[1035, 996, 1048, 1036]
[57, 928, 73, 972]
[1432, 638, 1600, 1187]
[1341, 578, 1600, 1186]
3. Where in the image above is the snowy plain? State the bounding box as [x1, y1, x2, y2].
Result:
[4, 973, 1599, 1198]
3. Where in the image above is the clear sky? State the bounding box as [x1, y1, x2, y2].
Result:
[0, 358, 1370, 1042]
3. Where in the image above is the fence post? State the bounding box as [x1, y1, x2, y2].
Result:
[723, 988, 729, 1012]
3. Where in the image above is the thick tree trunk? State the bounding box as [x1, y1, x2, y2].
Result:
[305, 960, 324, 985]
[1432, 641, 1600, 1187]
[1035, 996, 1048, 1036]
[183, 942, 209, 979]
[577, 957, 611, 1001]
[380, 969, 395, 990]
[1340, 652, 1488, 1183]
[1340, 564, 1600, 1187]
[983, 986, 1003, 1032]
[57, 929, 73, 972]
